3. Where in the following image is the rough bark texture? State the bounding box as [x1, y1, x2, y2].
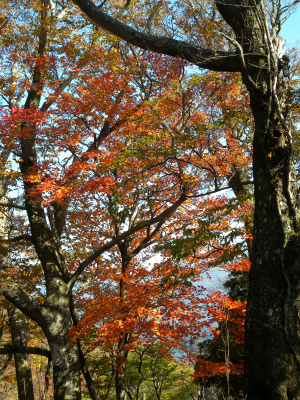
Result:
[7, 305, 35, 400]
[5, 284, 81, 400]
[41, 298, 81, 400]
[245, 103, 300, 399]
[215, 1, 300, 398]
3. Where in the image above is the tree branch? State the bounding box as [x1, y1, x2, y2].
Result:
[72, 0, 242, 72]
[68, 192, 187, 288]
[0, 202, 26, 210]
[0, 354, 12, 378]
[3, 288, 44, 327]
[40, 61, 89, 112]
[8, 234, 33, 243]
[128, 217, 167, 260]
[0, 345, 51, 359]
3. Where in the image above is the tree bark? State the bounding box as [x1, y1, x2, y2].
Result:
[215, 1, 300, 398]
[115, 241, 131, 400]
[7, 305, 35, 400]
[49, 335, 81, 400]
[4, 289, 81, 400]
[244, 98, 300, 399]
[1, 167, 35, 400]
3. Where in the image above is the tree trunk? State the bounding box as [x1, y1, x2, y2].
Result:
[4, 288, 81, 400]
[40, 293, 80, 400]
[116, 335, 129, 400]
[7, 305, 35, 400]
[243, 100, 300, 399]
[213, 3, 300, 397]
[50, 337, 81, 400]
[115, 240, 130, 400]
[1, 189, 35, 400]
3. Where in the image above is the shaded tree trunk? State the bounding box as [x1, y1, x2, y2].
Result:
[215, 2, 300, 398]
[244, 98, 300, 399]
[1, 173, 35, 400]
[7, 305, 35, 400]
[4, 287, 81, 400]
[116, 240, 130, 400]
[44, 308, 81, 400]
[116, 334, 129, 400]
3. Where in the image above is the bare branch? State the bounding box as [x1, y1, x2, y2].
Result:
[0, 202, 26, 210]
[0, 354, 12, 378]
[128, 216, 167, 260]
[0, 345, 51, 359]
[3, 288, 44, 327]
[72, 0, 242, 72]
[8, 234, 33, 243]
[40, 62, 88, 112]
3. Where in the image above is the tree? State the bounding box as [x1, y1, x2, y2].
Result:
[65, 63, 250, 399]
[70, 0, 300, 398]
[195, 268, 248, 399]
[1, 2, 251, 398]
[0, 1, 189, 398]
[3, 0, 299, 398]
[78, 342, 199, 400]
[125, 344, 197, 400]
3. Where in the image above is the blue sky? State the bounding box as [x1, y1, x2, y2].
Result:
[280, 5, 300, 43]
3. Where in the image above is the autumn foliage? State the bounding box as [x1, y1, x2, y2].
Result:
[0, 0, 256, 398]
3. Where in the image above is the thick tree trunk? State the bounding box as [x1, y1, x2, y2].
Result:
[4, 288, 82, 400]
[214, 3, 300, 398]
[243, 101, 300, 399]
[50, 338, 81, 400]
[41, 294, 81, 400]
[7, 305, 35, 400]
